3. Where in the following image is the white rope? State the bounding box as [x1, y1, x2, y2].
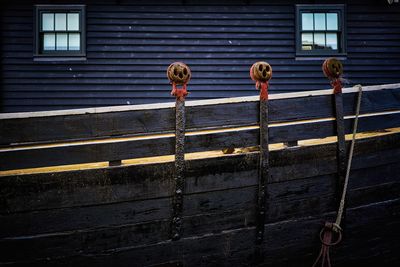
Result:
[335, 85, 363, 229]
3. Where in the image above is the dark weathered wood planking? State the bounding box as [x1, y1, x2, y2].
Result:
[1, 110, 400, 170]
[2, 132, 399, 214]
[1, 0, 400, 112]
[0, 133, 399, 265]
[0, 164, 398, 263]
[1, 132, 399, 265]
[1, 86, 400, 145]
[1, 198, 399, 266]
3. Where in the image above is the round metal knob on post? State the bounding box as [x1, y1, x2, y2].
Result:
[322, 57, 343, 94]
[323, 57, 343, 80]
[250, 61, 272, 101]
[250, 61, 272, 82]
[167, 62, 191, 100]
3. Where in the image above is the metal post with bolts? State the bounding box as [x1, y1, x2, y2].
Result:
[250, 61, 272, 261]
[312, 58, 352, 267]
[323, 58, 347, 224]
[167, 62, 191, 241]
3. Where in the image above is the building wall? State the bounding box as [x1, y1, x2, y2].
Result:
[1, 0, 400, 112]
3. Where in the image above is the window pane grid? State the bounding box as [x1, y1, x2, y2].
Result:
[41, 33, 81, 52]
[39, 11, 81, 52]
[40, 13, 81, 32]
[301, 32, 338, 50]
[300, 11, 340, 52]
[36, 5, 85, 57]
[39, 10, 82, 53]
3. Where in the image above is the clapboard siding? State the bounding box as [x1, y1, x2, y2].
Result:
[1, 0, 400, 112]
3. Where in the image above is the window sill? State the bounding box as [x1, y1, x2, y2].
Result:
[33, 56, 87, 62]
[295, 54, 347, 61]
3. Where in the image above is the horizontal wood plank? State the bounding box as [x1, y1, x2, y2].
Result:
[1, 110, 399, 171]
[1, 198, 398, 266]
[1, 134, 399, 243]
[2, 132, 399, 214]
[1, 83, 399, 146]
[1, 163, 398, 263]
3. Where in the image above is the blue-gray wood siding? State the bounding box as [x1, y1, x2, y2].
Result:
[1, 0, 400, 112]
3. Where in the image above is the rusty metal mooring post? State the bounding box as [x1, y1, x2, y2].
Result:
[312, 58, 346, 267]
[250, 61, 272, 255]
[167, 62, 191, 241]
[323, 58, 347, 216]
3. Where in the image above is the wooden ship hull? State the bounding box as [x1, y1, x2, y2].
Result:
[1, 83, 400, 266]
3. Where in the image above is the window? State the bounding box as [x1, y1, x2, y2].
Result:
[296, 5, 346, 57]
[35, 5, 86, 59]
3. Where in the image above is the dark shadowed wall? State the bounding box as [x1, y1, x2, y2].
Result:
[1, 0, 400, 112]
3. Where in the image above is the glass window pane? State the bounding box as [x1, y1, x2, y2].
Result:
[68, 33, 80, 50]
[302, 13, 313, 30]
[314, 33, 325, 49]
[326, 33, 338, 50]
[67, 13, 80, 31]
[43, 33, 55, 50]
[327, 13, 338, 30]
[301, 33, 313, 50]
[56, 33, 68, 50]
[42, 13, 54, 31]
[55, 13, 66, 31]
[314, 13, 326, 30]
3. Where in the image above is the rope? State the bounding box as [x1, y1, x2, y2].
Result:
[312, 84, 363, 267]
[335, 85, 363, 228]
